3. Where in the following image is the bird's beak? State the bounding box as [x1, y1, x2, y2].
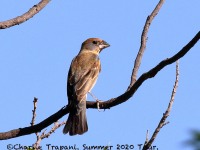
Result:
[99, 40, 110, 50]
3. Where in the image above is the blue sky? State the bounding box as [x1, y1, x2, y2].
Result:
[1, 0, 200, 150]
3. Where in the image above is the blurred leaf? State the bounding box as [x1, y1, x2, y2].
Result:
[185, 130, 200, 150]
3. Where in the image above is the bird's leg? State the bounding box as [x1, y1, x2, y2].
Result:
[88, 92, 104, 112]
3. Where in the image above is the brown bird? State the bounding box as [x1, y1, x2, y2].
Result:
[63, 38, 110, 136]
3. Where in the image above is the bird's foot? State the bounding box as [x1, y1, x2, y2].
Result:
[88, 92, 104, 112]
[96, 99, 104, 112]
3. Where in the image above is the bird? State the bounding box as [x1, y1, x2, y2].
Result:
[63, 38, 110, 136]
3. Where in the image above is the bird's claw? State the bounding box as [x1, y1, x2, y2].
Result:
[88, 92, 104, 112]
[96, 99, 104, 112]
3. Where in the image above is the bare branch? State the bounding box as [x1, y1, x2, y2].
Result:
[142, 61, 179, 150]
[87, 31, 199, 109]
[33, 121, 65, 148]
[0, 31, 198, 140]
[41, 121, 65, 139]
[33, 129, 46, 149]
[0, 0, 50, 29]
[0, 105, 69, 140]
[128, 0, 165, 90]
[144, 130, 149, 145]
[30, 97, 38, 126]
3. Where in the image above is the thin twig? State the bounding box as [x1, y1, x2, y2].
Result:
[31, 97, 38, 126]
[142, 61, 179, 150]
[42, 121, 65, 139]
[33, 121, 65, 149]
[144, 130, 149, 146]
[30, 99, 66, 149]
[128, 0, 165, 90]
[30, 97, 41, 146]
[0, 0, 50, 29]
[33, 129, 47, 149]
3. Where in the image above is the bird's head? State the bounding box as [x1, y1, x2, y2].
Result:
[80, 38, 110, 54]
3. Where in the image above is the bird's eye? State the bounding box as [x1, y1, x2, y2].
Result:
[92, 41, 97, 44]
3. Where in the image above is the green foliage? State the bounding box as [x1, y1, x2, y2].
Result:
[185, 130, 200, 150]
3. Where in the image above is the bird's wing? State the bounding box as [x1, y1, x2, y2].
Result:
[67, 53, 101, 104]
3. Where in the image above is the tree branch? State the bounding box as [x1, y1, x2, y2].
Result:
[128, 0, 165, 90]
[87, 31, 200, 109]
[0, 31, 199, 140]
[33, 120, 65, 148]
[0, 0, 50, 29]
[142, 61, 179, 150]
[0, 105, 68, 140]
[30, 97, 38, 126]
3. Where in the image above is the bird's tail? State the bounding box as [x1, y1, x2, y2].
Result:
[63, 102, 88, 136]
